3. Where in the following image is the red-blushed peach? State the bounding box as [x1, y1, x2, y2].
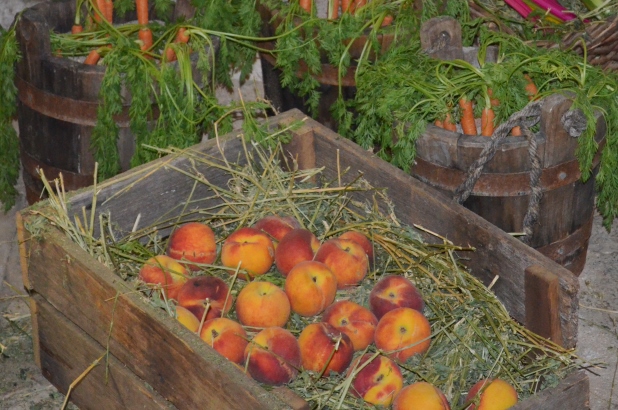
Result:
[199, 317, 248, 365]
[175, 305, 200, 333]
[235, 281, 290, 329]
[321, 300, 378, 351]
[348, 353, 404, 406]
[392, 382, 451, 410]
[314, 238, 368, 289]
[369, 275, 425, 320]
[220, 227, 275, 279]
[339, 230, 374, 265]
[244, 327, 301, 385]
[284, 261, 337, 316]
[374, 307, 431, 362]
[274, 229, 321, 276]
[252, 215, 301, 243]
[167, 222, 217, 271]
[177, 276, 232, 322]
[298, 322, 354, 377]
[138, 255, 189, 300]
[465, 379, 518, 410]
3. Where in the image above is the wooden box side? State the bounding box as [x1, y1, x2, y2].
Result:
[279, 113, 579, 348]
[31, 295, 175, 410]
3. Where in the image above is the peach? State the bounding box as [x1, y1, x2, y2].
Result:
[244, 327, 301, 385]
[321, 300, 378, 351]
[298, 322, 354, 377]
[167, 222, 217, 271]
[374, 307, 431, 362]
[465, 379, 518, 410]
[284, 261, 337, 316]
[348, 354, 404, 407]
[339, 230, 374, 265]
[177, 276, 232, 322]
[252, 215, 301, 243]
[175, 305, 200, 333]
[274, 228, 321, 276]
[199, 317, 248, 365]
[369, 275, 425, 320]
[220, 227, 275, 279]
[235, 281, 290, 329]
[392, 382, 451, 410]
[138, 255, 189, 300]
[314, 238, 368, 289]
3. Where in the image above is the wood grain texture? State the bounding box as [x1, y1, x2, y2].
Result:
[511, 370, 590, 410]
[32, 295, 175, 410]
[525, 265, 562, 344]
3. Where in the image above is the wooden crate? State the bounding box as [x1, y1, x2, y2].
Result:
[17, 109, 588, 409]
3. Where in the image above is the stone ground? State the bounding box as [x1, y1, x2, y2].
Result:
[2, 1, 618, 409]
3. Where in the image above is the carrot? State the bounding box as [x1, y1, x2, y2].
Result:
[443, 112, 458, 132]
[341, 0, 352, 13]
[299, 0, 312, 13]
[481, 106, 495, 137]
[459, 98, 476, 135]
[84, 49, 102, 65]
[94, 0, 106, 23]
[524, 74, 538, 101]
[71, 24, 83, 34]
[329, 0, 339, 19]
[164, 28, 190, 62]
[381, 15, 394, 27]
[434, 119, 444, 128]
[104, 0, 114, 24]
[136, 0, 149, 26]
[351, 0, 366, 13]
[139, 27, 153, 53]
[511, 126, 522, 136]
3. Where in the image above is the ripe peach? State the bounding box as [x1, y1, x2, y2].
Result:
[252, 215, 301, 243]
[465, 379, 518, 410]
[348, 354, 404, 407]
[138, 255, 189, 300]
[274, 228, 321, 276]
[322, 300, 378, 351]
[220, 227, 275, 279]
[392, 382, 451, 410]
[369, 275, 425, 320]
[374, 307, 431, 362]
[199, 317, 248, 365]
[175, 305, 200, 333]
[314, 238, 368, 289]
[284, 261, 337, 316]
[339, 230, 374, 265]
[298, 322, 354, 377]
[235, 281, 290, 329]
[244, 327, 301, 385]
[177, 276, 232, 322]
[167, 222, 217, 271]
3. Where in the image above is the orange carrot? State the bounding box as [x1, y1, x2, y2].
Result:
[139, 27, 153, 53]
[481, 106, 495, 137]
[341, 0, 352, 13]
[164, 28, 190, 62]
[511, 126, 522, 136]
[459, 98, 476, 135]
[524, 74, 538, 101]
[299, 0, 312, 13]
[330, 0, 339, 19]
[136, 0, 149, 26]
[95, 0, 106, 23]
[351, 0, 366, 13]
[381, 15, 394, 27]
[443, 112, 457, 132]
[71, 24, 83, 34]
[434, 119, 444, 128]
[104, 0, 114, 24]
[84, 49, 101, 65]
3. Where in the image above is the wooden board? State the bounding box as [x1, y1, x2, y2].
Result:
[18, 109, 586, 409]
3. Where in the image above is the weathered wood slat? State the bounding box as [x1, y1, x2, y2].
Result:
[31, 295, 175, 410]
[511, 370, 590, 410]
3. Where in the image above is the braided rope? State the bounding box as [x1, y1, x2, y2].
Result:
[453, 100, 545, 242]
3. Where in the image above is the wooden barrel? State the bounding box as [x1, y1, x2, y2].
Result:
[412, 93, 605, 275]
[14, 0, 197, 204]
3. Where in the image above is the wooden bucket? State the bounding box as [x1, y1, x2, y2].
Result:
[412, 93, 605, 276]
[14, 0, 198, 204]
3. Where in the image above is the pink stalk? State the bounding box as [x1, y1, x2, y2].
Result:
[529, 0, 576, 21]
[505, 0, 532, 18]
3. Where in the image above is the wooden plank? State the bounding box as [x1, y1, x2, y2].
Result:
[525, 265, 562, 344]
[32, 295, 175, 410]
[281, 112, 579, 348]
[21, 226, 293, 410]
[512, 370, 589, 410]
